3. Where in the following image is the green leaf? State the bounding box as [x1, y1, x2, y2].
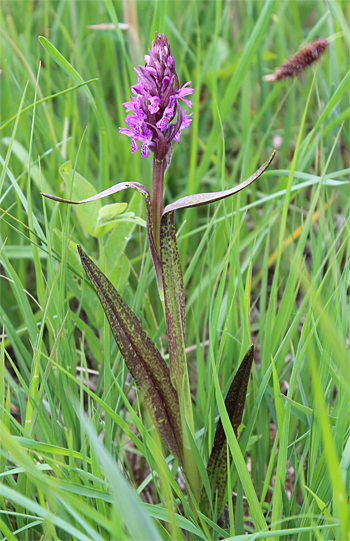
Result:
[108, 253, 129, 294]
[51, 229, 103, 329]
[79, 411, 163, 541]
[0, 83, 28, 198]
[163, 152, 275, 215]
[104, 191, 142, 273]
[97, 202, 128, 224]
[52, 229, 80, 269]
[38, 36, 108, 187]
[201, 345, 254, 518]
[0, 79, 98, 132]
[2, 138, 53, 196]
[41, 180, 164, 297]
[93, 202, 128, 237]
[59, 162, 101, 236]
[77, 245, 183, 463]
[38, 37, 97, 113]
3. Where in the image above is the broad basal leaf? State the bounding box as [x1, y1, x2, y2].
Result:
[59, 161, 100, 236]
[104, 191, 142, 273]
[97, 202, 128, 224]
[201, 345, 254, 517]
[93, 202, 128, 237]
[77, 246, 183, 463]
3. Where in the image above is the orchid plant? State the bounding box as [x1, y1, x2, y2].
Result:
[42, 33, 275, 517]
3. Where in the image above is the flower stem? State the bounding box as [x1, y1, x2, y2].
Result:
[152, 158, 166, 257]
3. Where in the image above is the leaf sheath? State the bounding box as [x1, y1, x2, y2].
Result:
[160, 211, 190, 418]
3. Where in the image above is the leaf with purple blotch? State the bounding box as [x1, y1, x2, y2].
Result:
[77, 245, 183, 464]
[163, 152, 275, 215]
[160, 211, 187, 389]
[201, 345, 254, 517]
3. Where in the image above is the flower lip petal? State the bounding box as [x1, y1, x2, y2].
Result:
[141, 144, 151, 159]
[171, 104, 193, 143]
[130, 139, 139, 154]
[156, 111, 172, 131]
[180, 98, 193, 108]
[122, 96, 140, 112]
[148, 96, 161, 114]
[166, 100, 183, 143]
[176, 81, 194, 105]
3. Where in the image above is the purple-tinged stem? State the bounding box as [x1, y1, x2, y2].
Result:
[151, 157, 166, 256]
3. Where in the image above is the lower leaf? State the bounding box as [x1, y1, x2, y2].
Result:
[201, 345, 255, 517]
[77, 246, 183, 464]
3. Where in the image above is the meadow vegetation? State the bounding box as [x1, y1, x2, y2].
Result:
[0, 1, 349, 539]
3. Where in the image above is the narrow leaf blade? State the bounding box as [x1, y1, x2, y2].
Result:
[163, 152, 275, 215]
[77, 246, 183, 463]
[202, 345, 254, 517]
[161, 211, 186, 344]
[160, 212, 201, 499]
[160, 211, 189, 415]
[38, 37, 97, 110]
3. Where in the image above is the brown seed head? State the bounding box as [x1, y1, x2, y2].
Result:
[263, 38, 328, 82]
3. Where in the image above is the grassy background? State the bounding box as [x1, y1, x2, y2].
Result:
[0, 0, 349, 539]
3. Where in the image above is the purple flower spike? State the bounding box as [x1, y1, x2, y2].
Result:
[119, 32, 194, 163]
[118, 33, 195, 270]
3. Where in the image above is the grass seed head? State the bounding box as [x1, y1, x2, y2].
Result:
[263, 38, 328, 82]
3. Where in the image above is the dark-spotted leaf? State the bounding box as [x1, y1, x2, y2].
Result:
[163, 152, 275, 215]
[77, 245, 183, 463]
[160, 211, 201, 499]
[160, 210, 189, 416]
[160, 211, 186, 353]
[201, 345, 254, 517]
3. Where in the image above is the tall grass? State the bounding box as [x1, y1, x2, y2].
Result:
[0, 1, 349, 539]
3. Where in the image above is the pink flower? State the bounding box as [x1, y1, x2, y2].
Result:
[119, 33, 194, 164]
